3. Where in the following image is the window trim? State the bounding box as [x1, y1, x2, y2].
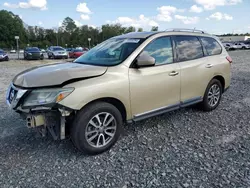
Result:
[199, 36, 222, 57]
[130, 36, 176, 68]
[173, 35, 205, 63]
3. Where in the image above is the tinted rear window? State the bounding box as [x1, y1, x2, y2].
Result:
[175, 36, 203, 62]
[200, 37, 222, 56]
[26, 47, 40, 52]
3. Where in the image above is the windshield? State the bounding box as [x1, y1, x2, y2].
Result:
[26, 47, 40, 52]
[53, 47, 64, 51]
[74, 38, 143, 66]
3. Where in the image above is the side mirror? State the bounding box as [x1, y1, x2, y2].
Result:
[136, 51, 155, 67]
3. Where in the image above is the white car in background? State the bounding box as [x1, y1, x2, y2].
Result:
[19, 49, 24, 53]
[10, 49, 16, 53]
[231, 42, 250, 50]
[222, 43, 232, 51]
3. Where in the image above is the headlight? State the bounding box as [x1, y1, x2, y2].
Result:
[23, 88, 74, 107]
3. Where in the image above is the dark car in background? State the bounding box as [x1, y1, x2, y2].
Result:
[68, 48, 87, 58]
[0, 49, 9, 61]
[24, 47, 44, 60]
[47, 46, 68, 59]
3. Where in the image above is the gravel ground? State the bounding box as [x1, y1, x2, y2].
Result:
[0, 50, 250, 188]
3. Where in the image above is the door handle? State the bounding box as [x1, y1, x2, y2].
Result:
[206, 64, 213, 68]
[169, 71, 179, 76]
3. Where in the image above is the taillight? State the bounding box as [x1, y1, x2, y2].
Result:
[226, 56, 232, 64]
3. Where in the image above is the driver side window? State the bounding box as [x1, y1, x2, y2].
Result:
[142, 37, 173, 65]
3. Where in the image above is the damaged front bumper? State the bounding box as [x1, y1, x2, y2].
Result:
[6, 83, 73, 140]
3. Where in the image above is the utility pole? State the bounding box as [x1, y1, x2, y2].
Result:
[88, 38, 91, 49]
[15, 36, 20, 59]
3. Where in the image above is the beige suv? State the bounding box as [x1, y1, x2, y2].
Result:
[6, 29, 232, 154]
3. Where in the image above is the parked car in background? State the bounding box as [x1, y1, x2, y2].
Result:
[231, 42, 250, 50]
[47, 46, 68, 59]
[6, 29, 232, 154]
[222, 43, 232, 51]
[68, 49, 86, 58]
[0, 49, 9, 61]
[40, 49, 46, 53]
[24, 47, 44, 60]
[66, 48, 74, 52]
[19, 49, 24, 53]
[10, 49, 16, 53]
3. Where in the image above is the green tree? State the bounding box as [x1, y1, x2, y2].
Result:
[151, 26, 158, 31]
[125, 26, 136, 33]
[61, 17, 77, 34]
[137, 28, 143, 32]
[0, 10, 27, 48]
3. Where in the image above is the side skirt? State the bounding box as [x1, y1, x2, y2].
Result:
[128, 97, 203, 123]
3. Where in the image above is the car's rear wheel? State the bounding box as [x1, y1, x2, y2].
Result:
[71, 102, 123, 155]
[200, 79, 222, 111]
[5, 56, 9, 61]
[40, 55, 44, 60]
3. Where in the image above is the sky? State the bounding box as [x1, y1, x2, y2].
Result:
[1, 0, 250, 34]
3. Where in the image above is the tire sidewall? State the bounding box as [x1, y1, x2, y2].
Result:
[203, 79, 222, 111]
[72, 102, 123, 154]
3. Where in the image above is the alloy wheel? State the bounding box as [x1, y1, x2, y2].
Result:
[85, 112, 117, 148]
[207, 84, 221, 107]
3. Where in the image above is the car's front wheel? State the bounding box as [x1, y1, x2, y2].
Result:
[200, 79, 222, 111]
[71, 102, 123, 154]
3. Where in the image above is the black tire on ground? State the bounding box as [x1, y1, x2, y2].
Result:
[199, 79, 223, 111]
[71, 102, 123, 155]
[5, 56, 9, 61]
[40, 55, 44, 60]
[242, 47, 246, 50]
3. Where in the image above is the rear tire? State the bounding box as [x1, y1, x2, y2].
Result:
[40, 55, 44, 60]
[71, 102, 123, 155]
[199, 79, 222, 111]
[5, 56, 9, 61]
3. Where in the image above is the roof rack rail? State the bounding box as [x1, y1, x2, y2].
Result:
[165, 28, 207, 34]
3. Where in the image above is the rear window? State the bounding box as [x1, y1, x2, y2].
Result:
[175, 36, 203, 62]
[26, 47, 40, 52]
[200, 37, 222, 56]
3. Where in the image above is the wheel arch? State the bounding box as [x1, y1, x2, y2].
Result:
[81, 97, 127, 122]
[212, 75, 225, 92]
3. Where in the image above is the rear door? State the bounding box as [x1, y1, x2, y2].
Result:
[174, 35, 208, 103]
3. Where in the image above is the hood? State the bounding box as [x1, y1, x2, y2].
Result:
[13, 62, 107, 88]
[53, 50, 66, 54]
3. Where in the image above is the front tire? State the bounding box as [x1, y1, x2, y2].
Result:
[200, 79, 222, 111]
[71, 102, 123, 155]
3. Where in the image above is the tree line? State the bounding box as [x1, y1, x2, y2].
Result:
[0, 10, 249, 50]
[0, 10, 159, 49]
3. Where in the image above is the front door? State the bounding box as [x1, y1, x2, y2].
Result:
[129, 36, 181, 119]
